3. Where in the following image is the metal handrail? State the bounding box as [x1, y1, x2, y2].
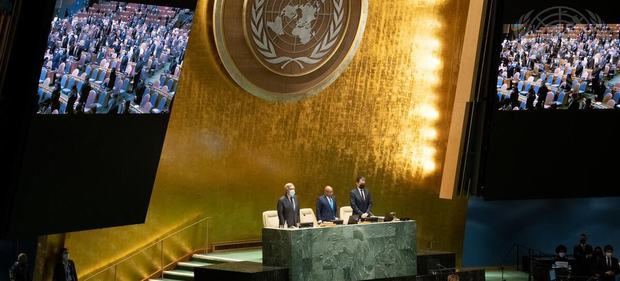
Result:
[83, 216, 210, 281]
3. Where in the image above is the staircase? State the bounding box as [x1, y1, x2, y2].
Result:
[149, 254, 242, 281]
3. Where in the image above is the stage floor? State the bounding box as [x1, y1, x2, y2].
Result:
[206, 248, 528, 281]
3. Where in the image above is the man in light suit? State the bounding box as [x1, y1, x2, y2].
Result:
[316, 186, 338, 224]
[350, 176, 372, 219]
[277, 183, 300, 228]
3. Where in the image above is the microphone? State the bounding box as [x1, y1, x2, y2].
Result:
[434, 263, 454, 275]
[436, 263, 449, 270]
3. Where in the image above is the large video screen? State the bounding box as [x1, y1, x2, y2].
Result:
[495, 23, 620, 111]
[36, 0, 194, 114]
[468, 0, 620, 200]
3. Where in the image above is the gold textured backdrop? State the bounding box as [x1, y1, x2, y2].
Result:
[62, 0, 472, 278]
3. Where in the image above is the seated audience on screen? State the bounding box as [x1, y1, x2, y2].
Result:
[496, 24, 620, 110]
[36, 1, 193, 114]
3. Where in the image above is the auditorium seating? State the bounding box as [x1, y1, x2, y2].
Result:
[555, 91, 566, 106]
[262, 211, 279, 228]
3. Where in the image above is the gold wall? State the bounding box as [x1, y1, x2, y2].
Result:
[63, 0, 472, 278]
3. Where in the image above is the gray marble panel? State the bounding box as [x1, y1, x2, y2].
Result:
[263, 221, 417, 281]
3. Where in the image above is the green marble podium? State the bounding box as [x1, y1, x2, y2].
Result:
[262, 221, 417, 281]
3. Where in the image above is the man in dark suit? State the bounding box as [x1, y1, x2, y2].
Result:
[574, 234, 594, 277]
[350, 176, 372, 219]
[536, 84, 549, 110]
[597, 245, 619, 281]
[277, 183, 299, 228]
[53, 248, 78, 281]
[9, 253, 31, 281]
[316, 186, 338, 223]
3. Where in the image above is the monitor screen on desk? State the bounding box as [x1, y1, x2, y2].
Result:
[348, 215, 359, 225]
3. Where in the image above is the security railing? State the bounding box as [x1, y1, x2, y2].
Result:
[82, 216, 210, 281]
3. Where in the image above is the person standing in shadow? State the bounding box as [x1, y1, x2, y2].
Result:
[53, 248, 78, 281]
[9, 253, 31, 281]
[597, 245, 619, 281]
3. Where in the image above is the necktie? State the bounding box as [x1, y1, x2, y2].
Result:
[328, 197, 334, 210]
[290, 197, 295, 211]
[360, 189, 365, 201]
[608, 257, 611, 267]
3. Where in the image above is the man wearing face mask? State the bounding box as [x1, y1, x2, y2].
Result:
[53, 248, 78, 281]
[574, 233, 594, 277]
[555, 245, 569, 262]
[597, 245, 619, 281]
[553, 245, 570, 281]
[350, 176, 373, 219]
[277, 183, 300, 228]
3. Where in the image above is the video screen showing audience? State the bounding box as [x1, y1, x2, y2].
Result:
[36, 0, 194, 115]
[495, 24, 620, 111]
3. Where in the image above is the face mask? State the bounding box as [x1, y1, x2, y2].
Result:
[289, 190, 295, 197]
[606, 252, 613, 257]
[559, 253, 566, 258]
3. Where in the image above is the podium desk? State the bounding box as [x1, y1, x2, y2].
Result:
[262, 221, 417, 281]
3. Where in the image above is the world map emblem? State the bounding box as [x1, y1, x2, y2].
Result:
[214, 0, 368, 101]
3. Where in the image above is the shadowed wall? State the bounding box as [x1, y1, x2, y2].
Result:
[61, 0, 472, 278]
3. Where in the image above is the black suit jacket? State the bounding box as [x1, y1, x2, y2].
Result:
[53, 260, 78, 281]
[277, 195, 299, 227]
[9, 262, 31, 281]
[350, 188, 372, 216]
[316, 195, 337, 221]
[598, 256, 619, 281]
[574, 244, 594, 275]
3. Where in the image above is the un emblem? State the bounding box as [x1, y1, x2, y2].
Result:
[214, 0, 368, 101]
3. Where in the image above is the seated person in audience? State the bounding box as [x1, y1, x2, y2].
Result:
[555, 245, 569, 262]
[316, 186, 338, 224]
[567, 92, 582, 111]
[39, 98, 52, 114]
[277, 183, 300, 228]
[592, 247, 605, 273]
[447, 274, 459, 281]
[122, 100, 131, 115]
[597, 245, 619, 281]
[584, 98, 594, 110]
[574, 234, 594, 277]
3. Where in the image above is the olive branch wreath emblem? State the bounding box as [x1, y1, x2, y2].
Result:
[250, 0, 344, 70]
